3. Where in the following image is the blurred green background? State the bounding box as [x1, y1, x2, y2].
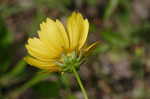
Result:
[0, 0, 150, 99]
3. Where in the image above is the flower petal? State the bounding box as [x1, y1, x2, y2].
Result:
[26, 37, 59, 61]
[83, 42, 99, 57]
[24, 56, 61, 71]
[84, 42, 99, 52]
[67, 12, 89, 50]
[38, 18, 69, 52]
[55, 19, 69, 49]
[78, 19, 89, 49]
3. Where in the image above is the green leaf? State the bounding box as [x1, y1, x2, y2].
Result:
[86, 0, 97, 6]
[101, 31, 129, 48]
[0, 60, 26, 86]
[93, 44, 110, 55]
[0, 15, 13, 73]
[32, 81, 60, 98]
[6, 72, 51, 98]
[103, 0, 120, 20]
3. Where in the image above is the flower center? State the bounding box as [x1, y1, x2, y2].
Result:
[56, 51, 82, 72]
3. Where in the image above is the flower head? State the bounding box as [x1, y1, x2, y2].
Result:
[24, 12, 97, 72]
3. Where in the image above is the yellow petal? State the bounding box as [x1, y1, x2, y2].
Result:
[38, 18, 69, 52]
[83, 42, 99, 56]
[47, 66, 62, 72]
[67, 12, 89, 50]
[26, 37, 59, 61]
[78, 19, 89, 49]
[84, 42, 99, 52]
[55, 19, 69, 49]
[24, 56, 61, 71]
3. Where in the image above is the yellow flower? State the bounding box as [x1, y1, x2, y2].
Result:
[24, 12, 97, 72]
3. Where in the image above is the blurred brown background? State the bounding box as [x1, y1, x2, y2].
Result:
[0, 0, 150, 99]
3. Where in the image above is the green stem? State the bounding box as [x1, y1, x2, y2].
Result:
[72, 66, 88, 99]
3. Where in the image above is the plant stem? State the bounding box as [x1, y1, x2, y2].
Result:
[72, 66, 88, 99]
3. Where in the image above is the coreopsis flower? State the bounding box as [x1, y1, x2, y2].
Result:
[24, 12, 97, 73]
